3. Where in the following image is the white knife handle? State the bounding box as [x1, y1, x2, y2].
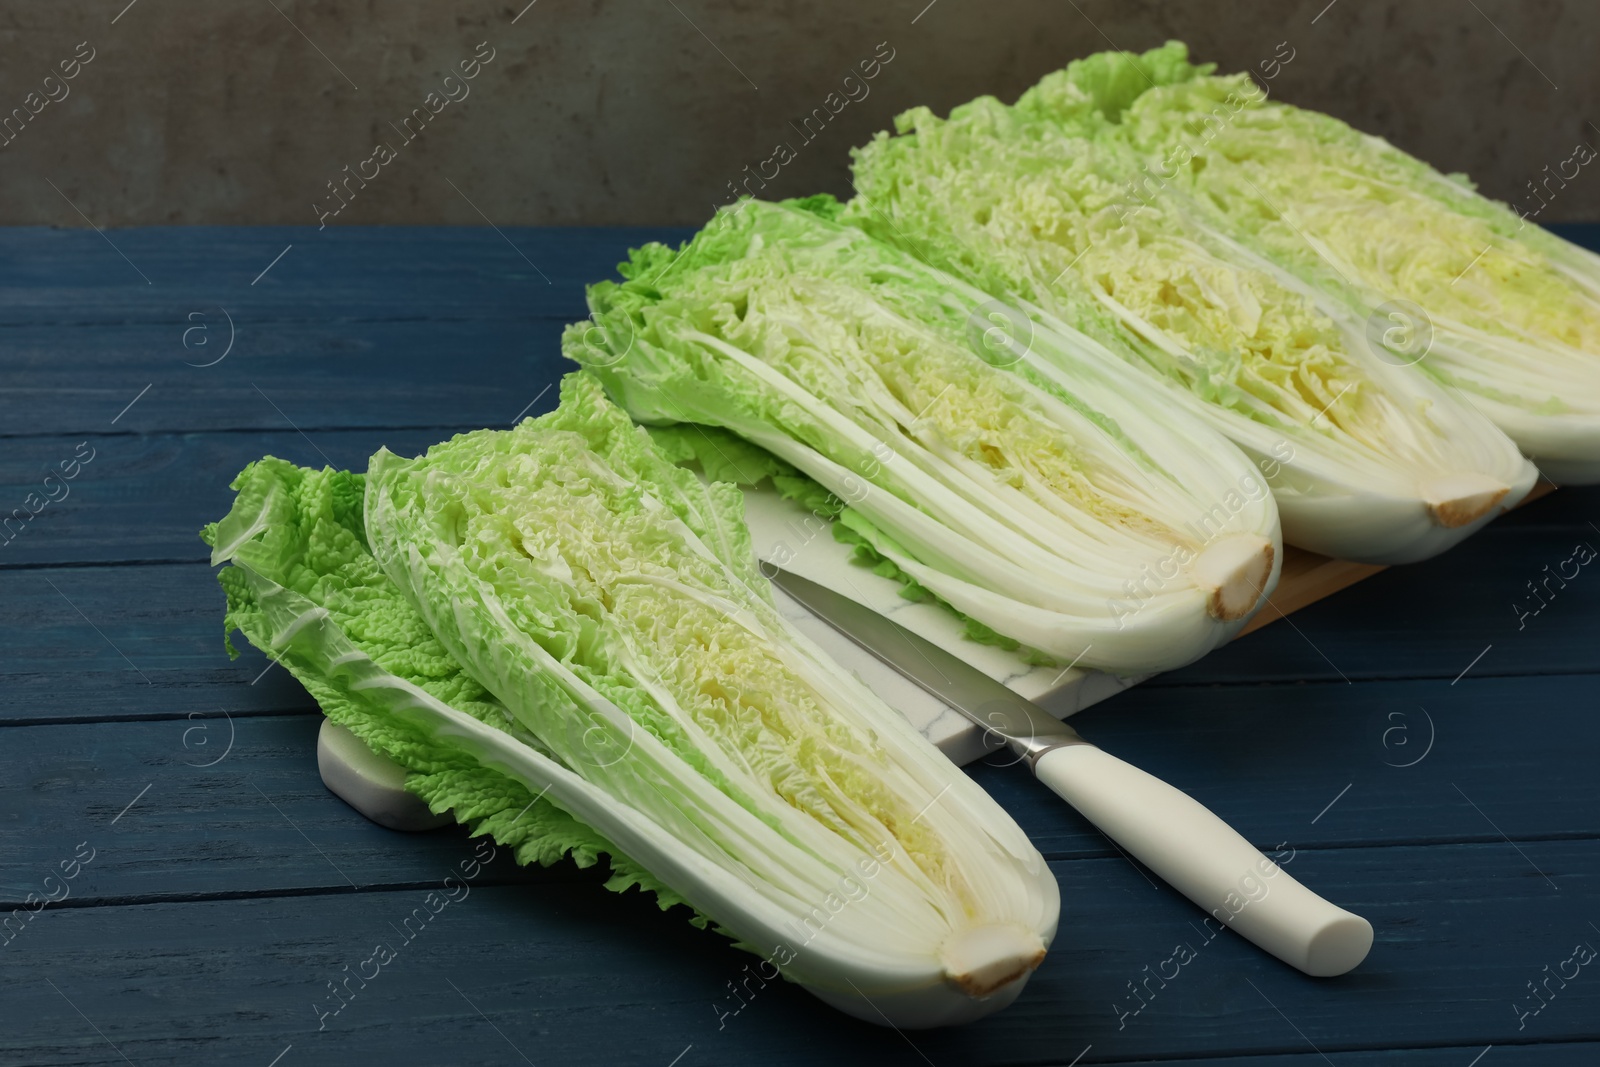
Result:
[1033, 744, 1373, 977]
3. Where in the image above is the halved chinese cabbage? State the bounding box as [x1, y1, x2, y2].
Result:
[1036, 41, 1600, 483]
[572, 197, 1282, 675]
[846, 75, 1538, 562]
[1050, 41, 1600, 483]
[325, 372, 1059, 1027]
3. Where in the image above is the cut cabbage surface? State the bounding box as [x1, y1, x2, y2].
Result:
[846, 70, 1538, 562]
[1052, 42, 1600, 483]
[574, 198, 1283, 674]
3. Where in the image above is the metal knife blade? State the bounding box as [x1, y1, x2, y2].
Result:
[767, 566, 1086, 766]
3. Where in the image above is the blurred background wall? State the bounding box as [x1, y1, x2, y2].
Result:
[0, 0, 1593, 228]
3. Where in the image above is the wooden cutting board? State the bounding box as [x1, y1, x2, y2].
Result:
[743, 481, 1556, 766]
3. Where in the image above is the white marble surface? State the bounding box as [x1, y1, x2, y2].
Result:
[743, 484, 1144, 766]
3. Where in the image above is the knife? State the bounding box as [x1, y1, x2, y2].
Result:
[767, 565, 1374, 978]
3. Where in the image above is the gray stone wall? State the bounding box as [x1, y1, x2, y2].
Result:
[0, 0, 1592, 227]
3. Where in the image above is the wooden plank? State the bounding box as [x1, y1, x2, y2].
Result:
[0, 319, 574, 439]
[0, 430, 479, 569]
[1, 842, 1594, 1066]
[1, 667, 1594, 906]
[0, 713, 592, 908]
[973, 669, 1600, 858]
[996, 843, 1600, 1065]
[0, 225, 692, 325]
[3, 224, 1588, 330]
[0, 562, 317, 723]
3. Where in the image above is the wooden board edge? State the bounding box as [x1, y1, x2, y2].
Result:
[1238, 481, 1559, 638]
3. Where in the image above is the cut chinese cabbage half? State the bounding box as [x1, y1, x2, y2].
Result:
[846, 79, 1538, 563]
[570, 197, 1282, 676]
[211, 373, 1055, 1028]
[1055, 42, 1600, 484]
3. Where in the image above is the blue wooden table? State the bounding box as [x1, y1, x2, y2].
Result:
[3, 224, 1598, 1067]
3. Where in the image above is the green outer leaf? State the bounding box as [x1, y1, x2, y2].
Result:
[201, 458, 701, 919]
